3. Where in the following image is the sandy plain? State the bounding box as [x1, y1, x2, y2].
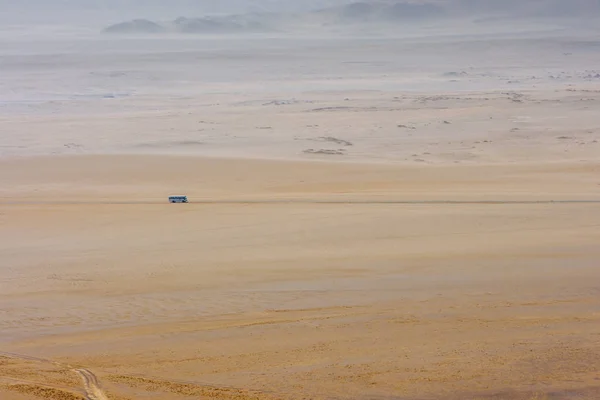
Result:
[2, 17, 600, 400]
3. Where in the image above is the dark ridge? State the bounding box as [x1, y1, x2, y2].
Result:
[103, 19, 165, 34]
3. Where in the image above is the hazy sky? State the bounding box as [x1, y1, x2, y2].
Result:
[0, 0, 354, 25]
[1, 1, 598, 26]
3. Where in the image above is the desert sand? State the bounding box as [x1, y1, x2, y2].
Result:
[2, 9, 600, 400]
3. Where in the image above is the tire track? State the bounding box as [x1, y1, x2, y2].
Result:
[1, 351, 278, 400]
[73, 368, 108, 400]
[0, 351, 108, 400]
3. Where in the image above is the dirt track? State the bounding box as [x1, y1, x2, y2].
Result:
[0, 352, 107, 400]
[1, 199, 600, 205]
[73, 369, 107, 400]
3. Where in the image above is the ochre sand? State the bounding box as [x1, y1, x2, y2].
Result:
[1, 155, 600, 399]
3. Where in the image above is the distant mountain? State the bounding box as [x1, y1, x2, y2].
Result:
[0, 0, 355, 25]
[452, 0, 600, 17]
[103, 19, 165, 34]
[103, 15, 274, 35]
[4, 0, 600, 27]
[328, 0, 600, 19]
[173, 16, 271, 34]
[314, 2, 446, 23]
[102, 0, 600, 35]
[524, 0, 600, 17]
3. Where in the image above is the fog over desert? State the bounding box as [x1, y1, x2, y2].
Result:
[1, 1, 600, 399]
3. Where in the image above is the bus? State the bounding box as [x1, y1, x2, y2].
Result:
[168, 195, 188, 203]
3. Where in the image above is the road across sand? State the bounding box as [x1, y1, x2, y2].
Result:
[1, 199, 600, 205]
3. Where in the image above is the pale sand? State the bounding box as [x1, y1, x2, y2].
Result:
[2, 19, 600, 399]
[1, 155, 600, 399]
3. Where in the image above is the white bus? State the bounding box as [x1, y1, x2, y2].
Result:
[168, 195, 188, 203]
